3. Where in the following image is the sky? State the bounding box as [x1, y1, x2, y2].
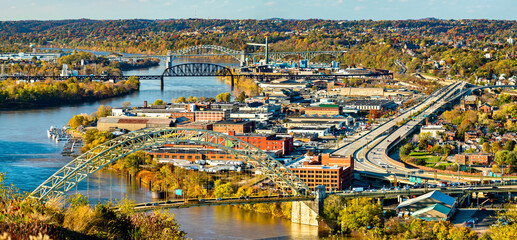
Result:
[0, 0, 515, 21]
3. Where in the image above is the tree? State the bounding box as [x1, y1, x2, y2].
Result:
[69, 114, 85, 129]
[400, 143, 413, 157]
[121, 101, 131, 109]
[216, 92, 231, 102]
[96, 105, 112, 118]
[505, 140, 516, 151]
[153, 99, 165, 105]
[418, 139, 428, 151]
[213, 179, 233, 198]
[506, 151, 517, 166]
[492, 141, 503, 154]
[482, 142, 491, 153]
[338, 197, 383, 233]
[186, 96, 194, 102]
[441, 145, 453, 156]
[236, 91, 247, 102]
[177, 96, 186, 103]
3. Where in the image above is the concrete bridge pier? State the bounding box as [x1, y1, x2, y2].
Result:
[291, 185, 326, 226]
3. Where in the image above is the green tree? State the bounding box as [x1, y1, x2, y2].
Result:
[213, 179, 234, 198]
[216, 92, 231, 102]
[506, 151, 517, 166]
[153, 99, 165, 105]
[441, 145, 453, 156]
[177, 96, 186, 103]
[236, 91, 247, 102]
[338, 198, 383, 233]
[492, 141, 503, 154]
[505, 140, 516, 151]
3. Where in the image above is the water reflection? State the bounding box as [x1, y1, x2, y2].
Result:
[0, 56, 319, 239]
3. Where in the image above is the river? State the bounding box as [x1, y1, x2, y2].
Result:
[0, 55, 319, 239]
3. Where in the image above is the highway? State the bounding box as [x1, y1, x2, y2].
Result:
[333, 81, 465, 178]
[334, 184, 517, 199]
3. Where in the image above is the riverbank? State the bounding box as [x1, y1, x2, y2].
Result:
[0, 77, 140, 110]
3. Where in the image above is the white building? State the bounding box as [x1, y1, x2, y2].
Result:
[288, 126, 332, 137]
[230, 112, 272, 122]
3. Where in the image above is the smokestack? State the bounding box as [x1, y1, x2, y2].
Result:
[144, 101, 148, 108]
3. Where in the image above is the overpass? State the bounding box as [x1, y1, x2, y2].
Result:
[338, 82, 517, 185]
[333, 81, 466, 179]
[333, 184, 517, 199]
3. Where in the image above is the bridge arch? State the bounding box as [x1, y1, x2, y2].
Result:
[171, 45, 243, 62]
[30, 128, 311, 202]
[160, 63, 234, 90]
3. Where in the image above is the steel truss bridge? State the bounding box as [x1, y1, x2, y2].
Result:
[131, 196, 314, 212]
[1, 62, 393, 90]
[30, 128, 311, 202]
[110, 44, 346, 65]
[160, 63, 234, 90]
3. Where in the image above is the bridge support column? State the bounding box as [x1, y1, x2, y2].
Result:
[160, 76, 164, 91]
[291, 185, 325, 226]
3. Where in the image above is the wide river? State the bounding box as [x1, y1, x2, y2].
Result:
[0, 55, 319, 239]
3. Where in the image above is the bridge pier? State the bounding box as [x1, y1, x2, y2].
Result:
[291, 185, 326, 226]
[160, 76, 164, 91]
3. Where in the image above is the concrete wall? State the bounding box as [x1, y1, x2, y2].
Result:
[291, 201, 319, 226]
[291, 185, 326, 226]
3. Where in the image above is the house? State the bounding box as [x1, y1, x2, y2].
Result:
[464, 131, 480, 143]
[478, 103, 492, 116]
[461, 96, 477, 111]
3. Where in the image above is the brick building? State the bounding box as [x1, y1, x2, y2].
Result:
[155, 132, 294, 157]
[455, 153, 494, 165]
[170, 112, 196, 122]
[304, 104, 342, 116]
[289, 165, 352, 191]
[289, 154, 354, 191]
[213, 120, 255, 134]
[195, 110, 230, 122]
[228, 132, 294, 156]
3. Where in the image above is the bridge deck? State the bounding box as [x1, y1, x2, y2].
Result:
[131, 196, 314, 212]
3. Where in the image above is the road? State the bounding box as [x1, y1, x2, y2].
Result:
[333, 81, 465, 178]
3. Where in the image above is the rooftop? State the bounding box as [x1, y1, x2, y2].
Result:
[397, 191, 456, 209]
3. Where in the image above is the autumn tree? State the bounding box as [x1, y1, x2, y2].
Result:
[96, 105, 112, 118]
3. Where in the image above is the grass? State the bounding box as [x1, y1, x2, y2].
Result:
[409, 151, 429, 156]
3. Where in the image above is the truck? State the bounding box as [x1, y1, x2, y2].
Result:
[352, 187, 364, 193]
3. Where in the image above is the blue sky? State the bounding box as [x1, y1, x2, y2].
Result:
[1, 0, 515, 21]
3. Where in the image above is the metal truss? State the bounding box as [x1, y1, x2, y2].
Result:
[162, 63, 233, 77]
[170, 45, 244, 62]
[161, 63, 234, 90]
[30, 128, 311, 202]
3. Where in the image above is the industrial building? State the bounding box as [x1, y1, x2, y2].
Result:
[97, 116, 176, 132]
[396, 191, 457, 221]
